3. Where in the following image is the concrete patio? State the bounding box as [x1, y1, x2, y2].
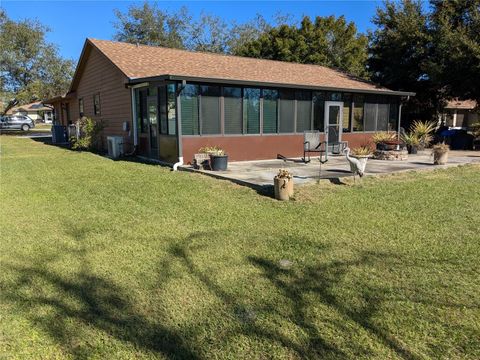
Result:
[180, 150, 480, 188]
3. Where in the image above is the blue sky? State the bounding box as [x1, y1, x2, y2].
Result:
[3, 1, 386, 62]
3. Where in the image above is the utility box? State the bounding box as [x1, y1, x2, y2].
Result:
[51, 125, 66, 144]
[107, 136, 124, 159]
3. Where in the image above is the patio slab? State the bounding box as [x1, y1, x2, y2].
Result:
[180, 151, 480, 188]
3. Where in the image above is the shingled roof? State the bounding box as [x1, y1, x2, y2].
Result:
[445, 99, 477, 110]
[72, 38, 413, 96]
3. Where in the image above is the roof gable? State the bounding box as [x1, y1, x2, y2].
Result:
[69, 39, 129, 93]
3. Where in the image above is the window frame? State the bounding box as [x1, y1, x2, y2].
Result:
[78, 98, 84, 117]
[93, 93, 101, 115]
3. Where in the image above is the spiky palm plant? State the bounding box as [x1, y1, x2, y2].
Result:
[410, 121, 436, 149]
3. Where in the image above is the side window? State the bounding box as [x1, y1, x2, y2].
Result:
[79, 98, 84, 116]
[93, 94, 101, 115]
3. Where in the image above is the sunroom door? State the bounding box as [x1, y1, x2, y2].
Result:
[324, 101, 343, 153]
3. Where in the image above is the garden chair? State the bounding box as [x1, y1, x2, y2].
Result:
[303, 130, 327, 163]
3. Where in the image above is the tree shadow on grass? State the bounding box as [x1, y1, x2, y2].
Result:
[168, 236, 425, 359]
[248, 253, 421, 360]
[1, 223, 200, 360]
[3, 227, 457, 359]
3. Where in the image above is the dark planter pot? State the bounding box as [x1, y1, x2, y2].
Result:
[407, 145, 418, 154]
[210, 155, 228, 171]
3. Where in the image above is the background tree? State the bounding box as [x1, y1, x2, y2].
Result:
[0, 10, 74, 105]
[113, 2, 186, 48]
[233, 15, 369, 78]
[430, 0, 480, 103]
[368, 0, 441, 121]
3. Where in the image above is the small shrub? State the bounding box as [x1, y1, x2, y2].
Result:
[471, 122, 480, 139]
[198, 146, 225, 156]
[401, 132, 420, 146]
[372, 131, 396, 144]
[351, 146, 372, 156]
[71, 117, 105, 151]
[410, 120, 436, 149]
[275, 169, 293, 179]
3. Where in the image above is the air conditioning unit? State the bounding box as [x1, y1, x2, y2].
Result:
[107, 136, 124, 159]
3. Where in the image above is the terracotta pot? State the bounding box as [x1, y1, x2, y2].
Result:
[433, 150, 448, 165]
[274, 177, 292, 201]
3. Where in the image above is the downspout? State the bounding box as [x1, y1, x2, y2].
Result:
[173, 80, 187, 171]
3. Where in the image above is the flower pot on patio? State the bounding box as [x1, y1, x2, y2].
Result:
[274, 169, 293, 201]
[433, 146, 449, 165]
[274, 177, 292, 201]
[407, 145, 418, 154]
[210, 154, 228, 171]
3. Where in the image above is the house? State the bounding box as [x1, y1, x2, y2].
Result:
[46, 38, 414, 164]
[440, 99, 478, 130]
[7, 101, 54, 123]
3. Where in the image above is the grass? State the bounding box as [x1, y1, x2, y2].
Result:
[1, 136, 479, 359]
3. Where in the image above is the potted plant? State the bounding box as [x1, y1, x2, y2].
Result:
[274, 169, 293, 201]
[410, 120, 435, 150]
[199, 146, 228, 171]
[349, 146, 373, 174]
[472, 121, 480, 150]
[432, 142, 449, 165]
[372, 131, 396, 150]
[402, 133, 420, 154]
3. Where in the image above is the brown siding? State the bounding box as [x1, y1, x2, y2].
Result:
[182, 132, 376, 163]
[72, 47, 132, 150]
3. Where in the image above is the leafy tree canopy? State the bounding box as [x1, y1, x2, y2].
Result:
[369, 0, 480, 119]
[233, 15, 369, 78]
[430, 0, 480, 102]
[0, 10, 74, 105]
[113, 2, 272, 54]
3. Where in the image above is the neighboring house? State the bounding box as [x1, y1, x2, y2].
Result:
[439, 99, 478, 130]
[7, 101, 54, 123]
[46, 38, 414, 164]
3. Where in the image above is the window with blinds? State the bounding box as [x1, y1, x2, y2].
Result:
[263, 89, 278, 133]
[180, 84, 199, 135]
[295, 90, 312, 132]
[223, 87, 242, 134]
[313, 92, 325, 131]
[342, 94, 352, 132]
[200, 85, 221, 135]
[376, 103, 390, 131]
[353, 95, 364, 131]
[136, 88, 148, 134]
[167, 84, 176, 135]
[243, 88, 260, 134]
[279, 90, 295, 133]
[159, 85, 167, 134]
[364, 103, 377, 131]
[388, 102, 399, 131]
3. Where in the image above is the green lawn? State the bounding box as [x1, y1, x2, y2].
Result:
[1, 136, 479, 359]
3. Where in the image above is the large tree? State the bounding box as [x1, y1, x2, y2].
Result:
[113, 1, 272, 54]
[0, 10, 74, 104]
[368, 1, 438, 113]
[430, 0, 480, 103]
[233, 15, 369, 78]
[113, 2, 186, 48]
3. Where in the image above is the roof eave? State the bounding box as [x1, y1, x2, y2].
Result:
[127, 74, 415, 97]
